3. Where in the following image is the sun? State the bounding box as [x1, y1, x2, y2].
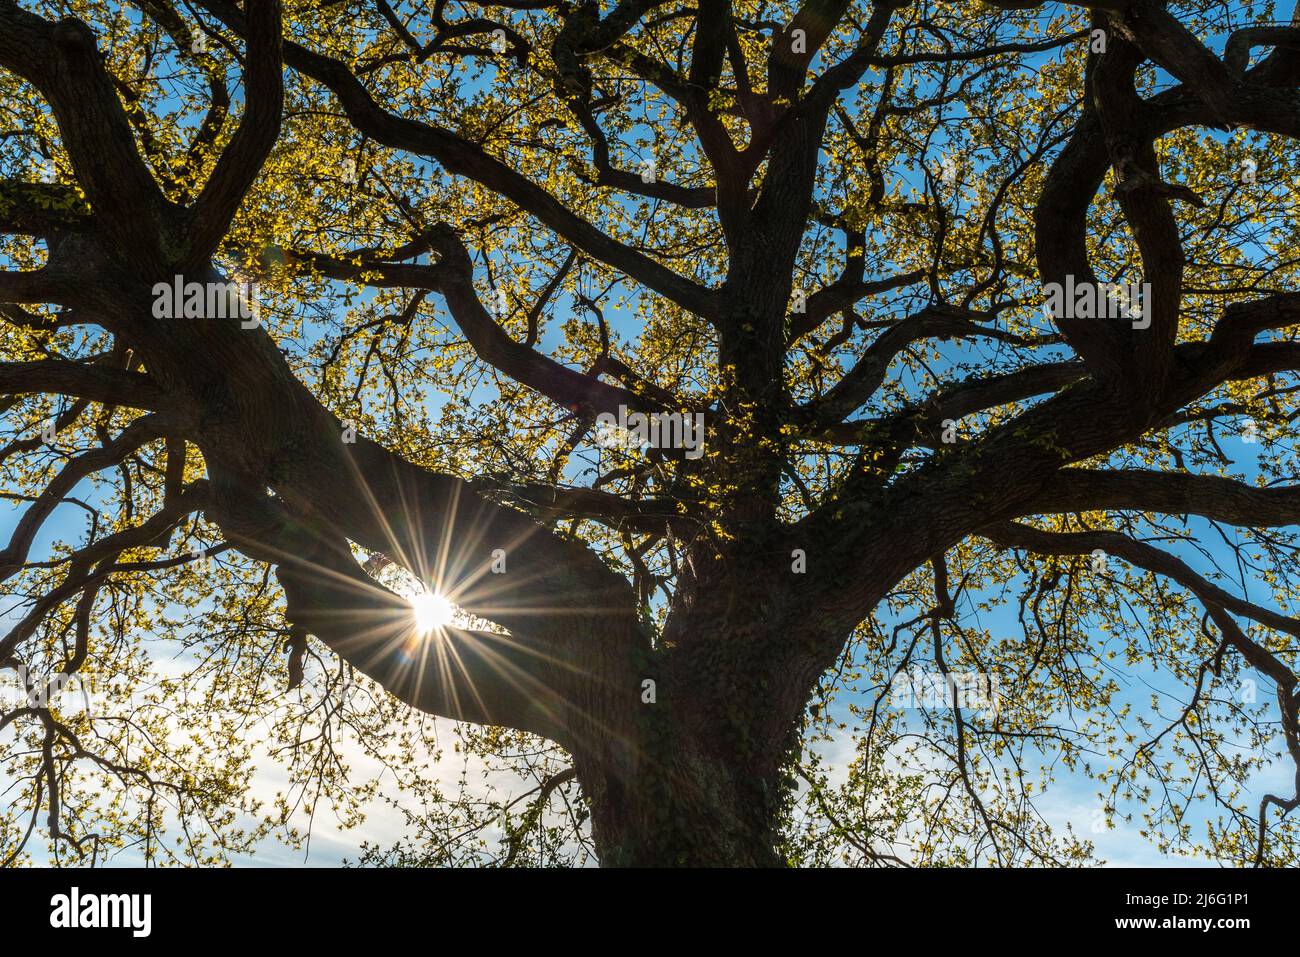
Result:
[409, 590, 455, 634]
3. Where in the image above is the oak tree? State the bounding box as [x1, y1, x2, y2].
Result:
[2, 0, 1299, 866]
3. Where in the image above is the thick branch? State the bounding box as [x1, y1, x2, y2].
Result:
[287, 226, 653, 417]
[1024, 468, 1300, 529]
[0, 181, 92, 236]
[181, 0, 283, 267]
[0, 359, 171, 410]
[0, 1, 170, 269]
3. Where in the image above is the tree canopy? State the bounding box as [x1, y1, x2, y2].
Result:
[1, 0, 1299, 866]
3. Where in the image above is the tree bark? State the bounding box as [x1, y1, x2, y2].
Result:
[579, 735, 789, 867]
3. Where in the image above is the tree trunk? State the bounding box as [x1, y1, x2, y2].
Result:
[577, 729, 789, 867]
[574, 605, 819, 867]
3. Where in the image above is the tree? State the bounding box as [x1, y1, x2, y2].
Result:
[1, 0, 1299, 867]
